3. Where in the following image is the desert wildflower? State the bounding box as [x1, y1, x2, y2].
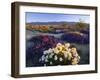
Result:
[50, 61, 53, 65]
[53, 48, 59, 54]
[65, 43, 70, 48]
[49, 53, 54, 58]
[39, 42, 80, 66]
[67, 52, 72, 60]
[54, 55, 58, 60]
[56, 43, 62, 47]
[72, 58, 78, 65]
[59, 57, 63, 61]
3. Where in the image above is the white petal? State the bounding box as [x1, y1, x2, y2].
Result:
[54, 55, 58, 60]
[41, 55, 45, 61]
[48, 48, 53, 53]
[59, 57, 63, 61]
[45, 58, 48, 62]
[50, 61, 53, 65]
[46, 55, 48, 59]
[43, 50, 48, 54]
[64, 53, 67, 58]
[49, 54, 53, 58]
[44, 64, 46, 66]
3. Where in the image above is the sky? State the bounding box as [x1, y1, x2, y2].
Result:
[25, 12, 90, 23]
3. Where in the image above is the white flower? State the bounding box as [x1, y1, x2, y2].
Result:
[44, 64, 46, 66]
[67, 52, 72, 60]
[57, 43, 62, 47]
[41, 42, 80, 65]
[77, 56, 80, 62]
[62, 50, 66, 54]
[49, 53, 54, 58]
[78, 56, 80, 60]
[43, 49, 52, 55]
[72, 58, 78, 65]
[54, 55, 58, 60]
[65, 43, 70, 48]
[59, 57, 63, 61]
[39, 58, 41, 62]
[46, 55, 48, 59]
[48, 48, 53, 53]
[43, 50, 48, 54]
[53, 48, 59, 54]
[68, 48, 71, 52]
[50, 61, 53, 65]
[41, 55, 45, 61]
[45, 58, 48, 62]
[73, 53, 78, 57]
[71, 48, 77, 53]
[63, 52, 68, 58]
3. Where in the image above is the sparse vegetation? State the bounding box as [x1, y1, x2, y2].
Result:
[75, 19, 89, 31]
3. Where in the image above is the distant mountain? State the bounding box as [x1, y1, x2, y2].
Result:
[26, 22, 88, 25]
